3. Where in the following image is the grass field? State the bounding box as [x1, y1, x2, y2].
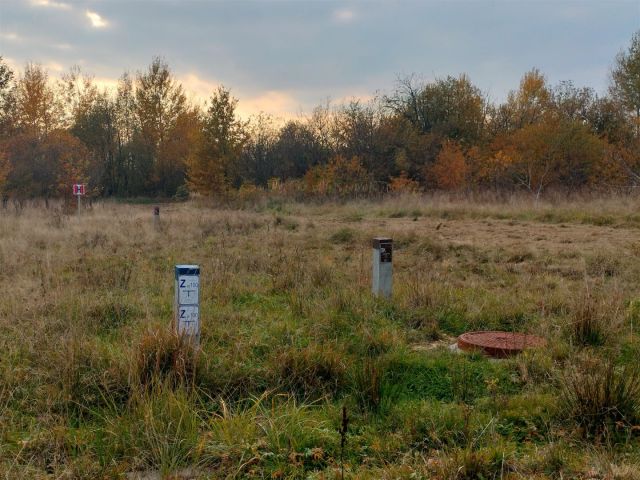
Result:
[1, 194, 639, 479]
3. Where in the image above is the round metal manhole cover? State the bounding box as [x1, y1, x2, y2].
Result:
[457, 331, 547, 358]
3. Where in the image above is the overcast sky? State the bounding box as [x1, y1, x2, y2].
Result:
[1, 0, 638, 118]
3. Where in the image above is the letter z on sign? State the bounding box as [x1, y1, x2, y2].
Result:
[178, 276, 199, 304]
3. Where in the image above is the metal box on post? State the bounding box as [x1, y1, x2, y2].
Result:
[372, 237, 392, 298]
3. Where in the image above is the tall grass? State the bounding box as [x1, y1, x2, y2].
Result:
[1, 196, 639, 477]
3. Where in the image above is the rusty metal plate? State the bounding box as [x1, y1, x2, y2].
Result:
[457, 331, 547, 358]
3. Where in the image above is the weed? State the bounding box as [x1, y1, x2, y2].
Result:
[567, 287, 618, 347]
[134, 328, 200, 390]
[561, 358, 640, 439]
[275, 345, 347, 399]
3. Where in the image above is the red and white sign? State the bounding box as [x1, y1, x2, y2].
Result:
[73, 184, 86, 196]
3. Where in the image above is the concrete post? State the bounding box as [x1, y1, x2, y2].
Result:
[153, 206, 160, 230]
[372, 237, 392, 299]
[174, 264, 200, 345]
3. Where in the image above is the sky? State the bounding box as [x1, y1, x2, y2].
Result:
[1, 0, 639, 119]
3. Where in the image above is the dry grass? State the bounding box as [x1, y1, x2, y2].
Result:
[1, 194, 639, 478]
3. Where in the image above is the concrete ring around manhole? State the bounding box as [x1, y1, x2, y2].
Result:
[457, 331, 547, 358]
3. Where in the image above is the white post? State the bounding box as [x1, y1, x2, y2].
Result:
[77, 193, 81, 217]
[372, 237, 393, 299]
[174, 265, 200, 346]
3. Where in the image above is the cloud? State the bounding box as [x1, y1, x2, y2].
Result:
[43, 61, 65, 72]
[177, 73, 299, 119]
[239, 90, 300, 119]
[178, 73, 220, 103]
[0, 32, 21, 42]
[30, 0, 71, 9]
[332, 8, 356, 24]
[86, 10, 108, 28]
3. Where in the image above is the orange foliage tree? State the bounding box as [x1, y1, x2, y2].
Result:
[428, 140, 469, 190]
[304, 155, 373, 197]
[389, 171, 421, 193]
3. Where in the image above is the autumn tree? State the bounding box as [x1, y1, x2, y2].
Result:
[58, 66, 100, 130]
[134, 57, 194, 195]
[14, 63, 62, 137]
[492, 69, 551, 133]
[551, 81, 596, 123]
[498, 119, 603, 197]
[0, 58, 15, 194]
[4, 129, 88, 203]
[304, 155, 373, 197]
[0, 57, 15, 137]
[46, 130, 90, 197]
[611, 30, 640, 137]
[388, 171, 421, 193]
[428, 140, 469, 190]
[188, 86, 246, 196]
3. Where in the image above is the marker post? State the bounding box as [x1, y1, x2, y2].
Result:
[153, 206, 160, 230]
[174, 265, 200, 346]
[372, 237, 393, 299]
[73, 183, 86, 216]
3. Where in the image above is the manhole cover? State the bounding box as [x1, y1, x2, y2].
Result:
[457, 331, 546, 358]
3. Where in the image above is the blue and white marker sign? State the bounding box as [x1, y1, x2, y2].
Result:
[174, 265, 200, 343]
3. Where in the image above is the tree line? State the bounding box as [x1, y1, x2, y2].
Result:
[0, 31, 638, 202]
